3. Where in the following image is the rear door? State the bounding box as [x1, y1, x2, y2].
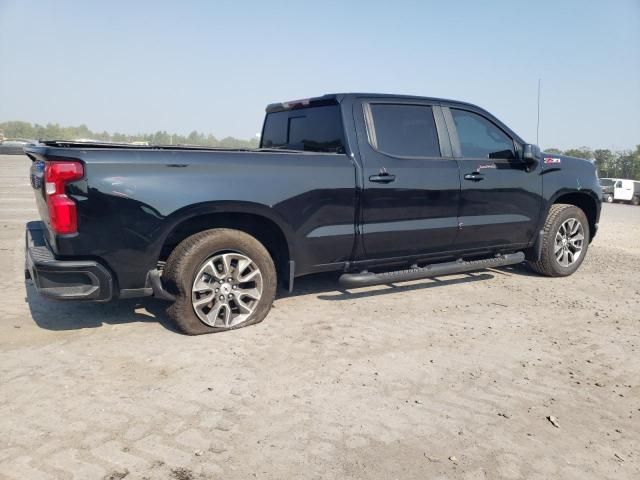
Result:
[444, 106, 542, 250]
[354, 99, 460, 260]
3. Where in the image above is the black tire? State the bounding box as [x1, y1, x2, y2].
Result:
[605, 194, 613, 203]
[527, 204, 590, 277]
[632, 196, 640, 206]
[163, 228, 277, 335]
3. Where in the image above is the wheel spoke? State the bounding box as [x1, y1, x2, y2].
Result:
[221, 304, 232, 327]
[193, 292, 215, 308]
[570, 233, 584, 243]
[199, 260, 217, 280]
[238, 268, 260, 282]
[236, 257, 252, 275]
[560, 249, 569, 266]
[203, 303, 222, 327]
[570, 220, 580, 235]
[223, 254, 235, 277]
[192, 277, 213, 293]
[235, 297, 254, 314]
[237, 287, 261, 299]
[567, 250, 574, 263]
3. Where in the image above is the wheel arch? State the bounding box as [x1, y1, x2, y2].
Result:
[549, 190, 599, 242]
[158, 202, 293, 282]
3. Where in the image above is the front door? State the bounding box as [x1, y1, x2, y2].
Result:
[354, 100, 461, 260]
[444, 106, 542, 250]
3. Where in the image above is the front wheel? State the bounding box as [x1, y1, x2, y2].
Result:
[605, 194, 613, 203]
[163, 229, 277, 335]
[527, 204, 590, 277]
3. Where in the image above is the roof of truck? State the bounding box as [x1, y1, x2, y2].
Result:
[265, 93, 481, 113]
[265, 93, 524, 144]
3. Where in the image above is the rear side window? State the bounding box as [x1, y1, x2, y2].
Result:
[451, 109, 515, 159]
[261, 105, 346, 153]
[368, 104, 440, 157]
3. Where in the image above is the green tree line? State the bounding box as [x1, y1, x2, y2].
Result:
[2, 120, 639, 179]
[544, 145, 640, 180]
[0, 120, 259, 149]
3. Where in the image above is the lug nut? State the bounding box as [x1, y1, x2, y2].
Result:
[232, 285, 237, 290]
[215, 288, 219, 293]
[228, 294, 233, 299]
[219, 295, 225, 301]
[228, 278, 233, 282]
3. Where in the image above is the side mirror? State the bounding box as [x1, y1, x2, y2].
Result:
[522, 144, 541, 169]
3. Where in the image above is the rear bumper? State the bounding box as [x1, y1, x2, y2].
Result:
[25, 222, 113, 301]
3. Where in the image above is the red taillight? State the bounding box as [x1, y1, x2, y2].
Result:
[44, 161, 84, 234]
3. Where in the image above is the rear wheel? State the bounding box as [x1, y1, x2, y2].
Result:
[163, 229, 277, 335]
[528, 204, 589, 277]
[632, 195, 640, 206]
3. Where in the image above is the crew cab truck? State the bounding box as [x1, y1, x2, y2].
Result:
[25, 93, 602, 334]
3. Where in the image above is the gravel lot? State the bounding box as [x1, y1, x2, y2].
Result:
[1, 153, 638, 480]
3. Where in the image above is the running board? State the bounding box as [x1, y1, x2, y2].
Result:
[339, 252, 525, 289]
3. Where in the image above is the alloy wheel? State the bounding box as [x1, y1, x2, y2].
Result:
[191, 252, 263, 327]
[554, 218, 585, 268]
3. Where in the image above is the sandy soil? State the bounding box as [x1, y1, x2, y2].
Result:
[0, 154, 638, 479]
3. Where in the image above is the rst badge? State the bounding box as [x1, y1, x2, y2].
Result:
[543, 157, 562, 165]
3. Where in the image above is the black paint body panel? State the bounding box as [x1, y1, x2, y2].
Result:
[24, 93, 601, 298]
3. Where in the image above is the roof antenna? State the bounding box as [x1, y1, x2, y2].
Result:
[536, 78, 541, 145]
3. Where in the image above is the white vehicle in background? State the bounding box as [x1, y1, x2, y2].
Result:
[601, 178, 640, 205]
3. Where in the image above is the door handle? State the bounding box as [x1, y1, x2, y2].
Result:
[464, 172, 484, 182]
[369, 173, 396, 183]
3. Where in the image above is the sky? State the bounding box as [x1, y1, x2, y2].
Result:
[0, 0, 638, 150]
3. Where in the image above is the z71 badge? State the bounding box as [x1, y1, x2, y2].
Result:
[543, 157, 562, 164]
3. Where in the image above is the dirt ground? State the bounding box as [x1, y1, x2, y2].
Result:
[0, 153, 638, 480]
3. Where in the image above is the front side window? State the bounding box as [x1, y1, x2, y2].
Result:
[451, 109, 515, 159]
[261, 105, 346, 153]
[368, 104, 440, 157]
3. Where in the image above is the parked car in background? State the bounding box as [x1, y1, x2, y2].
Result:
[599, 178, 640, 205]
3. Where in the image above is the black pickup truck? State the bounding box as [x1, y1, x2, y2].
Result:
[25, 93, 601, 334]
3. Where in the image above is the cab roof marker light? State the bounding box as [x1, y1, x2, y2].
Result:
[282, 98, 311, 109]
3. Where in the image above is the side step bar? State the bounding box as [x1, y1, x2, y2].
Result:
[339, 252, 525, 289]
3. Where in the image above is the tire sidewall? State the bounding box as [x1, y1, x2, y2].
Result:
[545, 207, 589, 276]
[167, 230, 276, 334]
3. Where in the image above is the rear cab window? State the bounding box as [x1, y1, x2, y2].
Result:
[260, 104, 346, 153]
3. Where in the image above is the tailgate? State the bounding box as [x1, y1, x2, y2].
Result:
[27, 154, 51, 231]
